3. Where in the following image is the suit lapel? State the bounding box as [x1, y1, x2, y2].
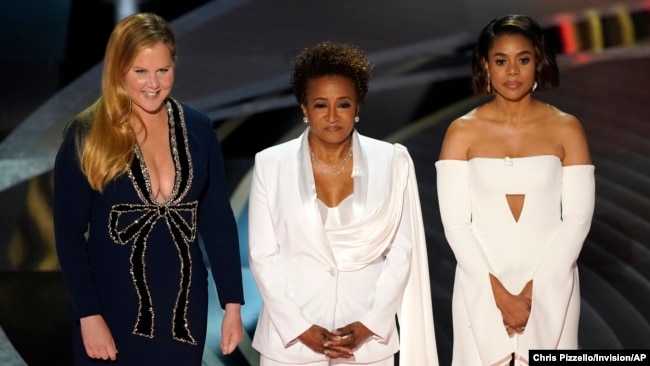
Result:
[297, 129, 337, 266]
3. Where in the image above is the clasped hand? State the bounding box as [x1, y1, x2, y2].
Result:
[490, 275, 533, 336]
[297, 321, 373, 359]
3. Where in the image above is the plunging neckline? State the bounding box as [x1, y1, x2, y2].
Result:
[132, 100, 182, 206]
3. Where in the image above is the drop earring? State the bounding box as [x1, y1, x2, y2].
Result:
[487, 75, 491, 93]
[303, 117, 308, 124]
[532, 81, 538, 92]
[354, 116, 359, 123]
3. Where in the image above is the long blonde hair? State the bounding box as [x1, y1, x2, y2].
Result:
[78, 12, 176, 191]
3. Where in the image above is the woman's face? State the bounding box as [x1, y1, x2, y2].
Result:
[302, 75, 359, 147]
[124, 42, 175, 116]
[485, 33, 537, 101]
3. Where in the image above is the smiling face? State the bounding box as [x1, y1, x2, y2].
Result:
[123, 42, 175, 116]
[486, 34, 537, 101]
[302, 75, 359, 147]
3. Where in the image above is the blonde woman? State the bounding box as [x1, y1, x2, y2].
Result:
[53, 13, 243, 365]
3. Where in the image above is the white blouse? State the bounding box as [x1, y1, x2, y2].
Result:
[317, 194, 354, 228]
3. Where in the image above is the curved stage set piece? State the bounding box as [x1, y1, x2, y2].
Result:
[0, 1, 649, 365]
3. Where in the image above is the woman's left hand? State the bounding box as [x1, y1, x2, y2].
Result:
[323, 321, 373, 358]
[220, 303, 243, 355]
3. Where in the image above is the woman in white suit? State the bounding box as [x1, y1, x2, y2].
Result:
[248, 41, 438, 365]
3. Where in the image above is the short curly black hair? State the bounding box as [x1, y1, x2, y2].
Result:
[290, 41, 373, 106]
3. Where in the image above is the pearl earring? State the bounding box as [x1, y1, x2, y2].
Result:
[303, 117, 308, 124]
[354, 116, 359, 123]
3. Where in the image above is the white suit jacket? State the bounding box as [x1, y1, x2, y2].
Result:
[248, 129, 438, 364]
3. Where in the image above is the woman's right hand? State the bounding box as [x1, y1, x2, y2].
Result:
[80, 314, 118, 360]
[297, 324, 334, 354]
[501, 292, 531, 335]
[297, 325, 353, 359]
[490, 274, 532, 335]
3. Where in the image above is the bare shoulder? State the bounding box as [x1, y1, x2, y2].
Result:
[547, 105, 586, 140]
[547, 105, 592, 165]
[439, 108, 482, 160]
[548, 105, 579, 125]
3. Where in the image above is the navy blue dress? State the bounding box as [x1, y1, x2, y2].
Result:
[53, 99, 244, 365]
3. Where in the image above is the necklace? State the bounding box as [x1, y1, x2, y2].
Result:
[310, 144, 353, 176]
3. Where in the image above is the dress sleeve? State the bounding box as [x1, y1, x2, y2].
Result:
[53, 123, 101, 319]
[196, 117, 244, 308]
[435, 159, 514, 364]
[247, 153, 313, 346]
[520, 165, 595, 352]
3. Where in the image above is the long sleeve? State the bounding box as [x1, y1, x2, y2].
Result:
[53, 123, 101, 319]
[247, 153, 313, 345]
[435, 159, 513, 364]
[519, 165, 595, 352]
[192, 109, 244, 307]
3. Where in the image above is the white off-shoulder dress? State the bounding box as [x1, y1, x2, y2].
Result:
[436, 156, 595, 366]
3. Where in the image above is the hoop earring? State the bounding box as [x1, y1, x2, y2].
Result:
[303, 117, 308, 124]
[532, 81, 538, 92]
[354, 116, 359, 123]
[487, 75, 492, 93]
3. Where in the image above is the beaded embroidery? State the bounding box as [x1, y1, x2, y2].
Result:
[108, 98, 198, 345]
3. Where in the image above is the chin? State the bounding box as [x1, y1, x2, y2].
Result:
[500, 92, 529, 103]
[134, 99, 166, 114]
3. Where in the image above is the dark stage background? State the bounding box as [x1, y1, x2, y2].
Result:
[1, 1, 649, 365]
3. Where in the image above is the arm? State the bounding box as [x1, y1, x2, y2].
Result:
[247, 154, 315, 346]
[436, 160, 514, 363]
[53, 123, 100, 318]
[520, 118, 594, 350]
[519, 165, 594, 351]
[195, 117, 244, 349]
[53, 122, 117, 360]
[197, 119, 244, 305]
[436, 120, 513, 364]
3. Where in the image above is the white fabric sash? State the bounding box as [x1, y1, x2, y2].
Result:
[397, 146, 439, 365]
[326, 145, 409, 271]
[298, 131, 439, 364]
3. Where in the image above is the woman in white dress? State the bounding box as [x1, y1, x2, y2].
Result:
[248, 41, 438, 365]
[436, 15, 595, 365]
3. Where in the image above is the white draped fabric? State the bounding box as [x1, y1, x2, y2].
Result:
[302, 132, 438, 365]
[249, 129, 438, 365]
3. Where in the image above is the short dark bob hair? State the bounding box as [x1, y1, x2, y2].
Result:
[472, 14, 559, 95]
[290, 41, 373, 106]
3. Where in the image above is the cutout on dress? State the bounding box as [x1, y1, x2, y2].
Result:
[506, 194, 525, 222]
